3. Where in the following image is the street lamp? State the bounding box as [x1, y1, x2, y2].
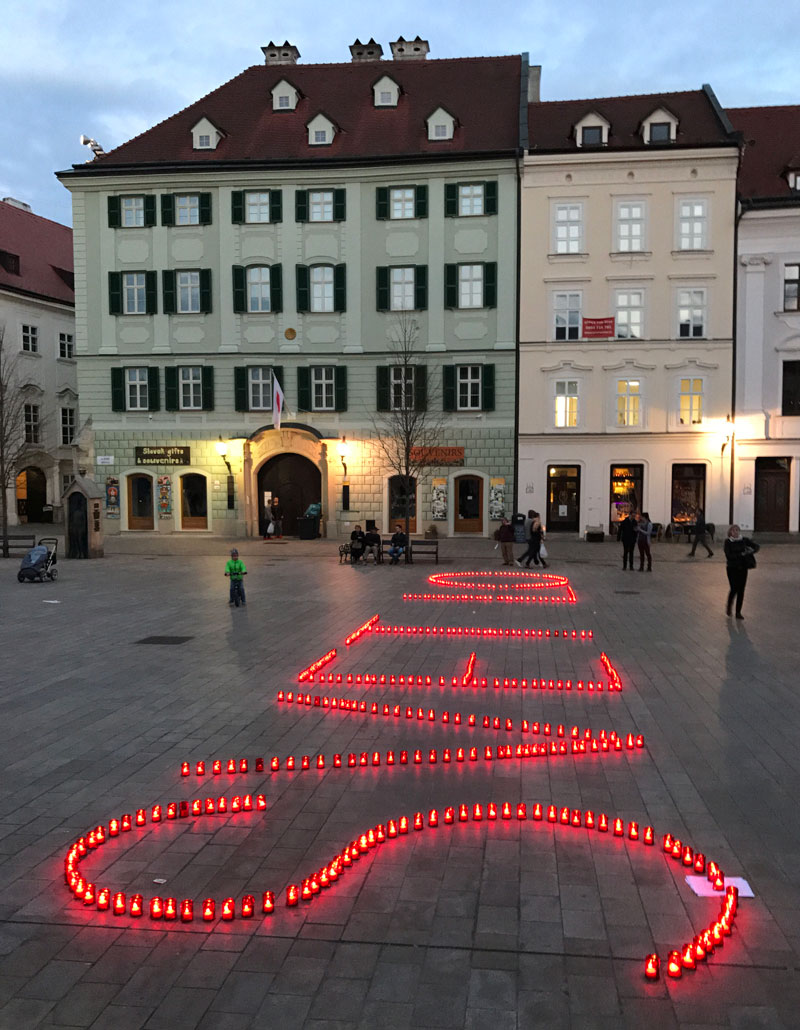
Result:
[215, 437, 235, 510]
[338, 436, 350, 511]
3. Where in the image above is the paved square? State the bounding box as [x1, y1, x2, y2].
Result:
[1, 540, 799, 1028]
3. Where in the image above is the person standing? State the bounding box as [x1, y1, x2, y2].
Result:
[636, 511, 653, 572]
[689, 507, 714, 558]
[269, 496, 284, 539]
[224, 548, 247, 606]
[618, 513, 637, 570]
[724, 525, 759, 619]
[516, 510, 547, 568]
[497, 517, 515, 566]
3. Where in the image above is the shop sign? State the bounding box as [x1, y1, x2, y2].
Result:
[409, 446, 464, 465]
[582, 317, 615, 339]
[135, 446, 190, 466]
[97, 455, 115, 465]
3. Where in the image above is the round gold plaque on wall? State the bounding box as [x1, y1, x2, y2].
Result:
[285, 328, 297, 340]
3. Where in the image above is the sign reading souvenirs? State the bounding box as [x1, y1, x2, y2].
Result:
[582, 317, 616, 339]
[135, 446, 190, 466]
[409, 446, 465, 466]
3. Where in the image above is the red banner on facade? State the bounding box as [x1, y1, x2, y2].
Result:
[582, 317, 615, 339]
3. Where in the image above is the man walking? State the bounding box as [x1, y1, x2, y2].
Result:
[689, 507, 714, 558]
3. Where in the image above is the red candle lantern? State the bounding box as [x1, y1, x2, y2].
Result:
[181, 899, 194, 922]
[598, 814, 609, 832]
[150, 897, 164, 919]
[271, 757, 280, 771]
[666, 951, 682, 978]
[241, 895, 255, 918]
[399, 816, 409, 834]
[517, 803, 527, 821]
[444, 808, 454, 824]
[181, 761, 190, 777]
[644, 954, 660, 980]
[256, 794, 266, 811]
[191, 800, 202, 816]
[217, 797, 227, 813]
[547, 805, 557, 823]
[96, 887, 110, 911]
[473, 804, 483, 821]
[243, 795, 253, 811]
[108, 819, 119, 837]
[459, 804, 469, 822]
[263, 890, 276, 913]
[164, 898, 177, 920]
[130, 894, 143, 918]
[136, 809, 146, 826]
[222, 897, 235, 920]
[196, 761, 205, 776]
[121, 814, 132, 831]
[83, 883, 96, 906]
[571, 810, 581, 827]
[231, 796, 241, 813]
[694, 852, 706, 873]
[533, 803, 543, 821]
[205, 798, 215, 814]
[681, 943, 695, 969]
[560, 807, 570, 825]
[387, 819, 398, 836]
[113, 892, 126, 915]
[643, 826, 654, 845]
[628, 822, 639, 840]
[502, 802, 512, 820]
[487, 802, 497, 820]
[428, 809, 439, 827]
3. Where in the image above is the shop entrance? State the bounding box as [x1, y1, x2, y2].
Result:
[258, 453, 321, 536]
[671, 464, 706, 529]
[16, 467, 47, 522]
[181, 473, 208, 530]
[454, 475, 483, 533]
[547, 466, 581, 532]
[609, 464, 643, 534]
[389, 475, 417, 534]
[754, 457, 790, 531]
[127, 474, 154, 530]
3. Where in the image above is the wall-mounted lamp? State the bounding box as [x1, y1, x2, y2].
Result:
[338, 436, 350, 511]
[720, 415, 735, 457]
[215, 437, 235, 510]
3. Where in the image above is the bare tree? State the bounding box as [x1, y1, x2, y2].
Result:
[369, 314, 450, 559]
[0, 326, 39, 557]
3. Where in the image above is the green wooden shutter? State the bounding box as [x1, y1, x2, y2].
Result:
[232, 266, 246, 313]
[270, 264, 283, 313]
[164, 367, 179, 410]
[443, 365, 456, 411]
[481, 364, 495, 411]
[199, 269, 212, 313]
[201, 366, 215, 410]
[333, 189, 346, 221]
[107, 196, 121, 228]
[108, 272, 122, 315]
[444, 264, 458, 308]
[484, 181, 498, 216]
[143, 195, 157, 226]
[147, 367, 160, 411]
[375, 187, 389, 220]
[295, 189, 308, 222]
[296, 264, 310, 312]
[162, 270, 176, 314]
[334, 365, 348, 411]
[297, 367, 311, 411]
[334, 264, 346, 312]
[376, 366, 390, 411]
[415, 185, 428, 219]
[234, 367, 249, 411]
[161, 194, 175, 226]
[483, 261, 497, 309]
[376, 267, 389, 311]
[444, 183, 458, 217]
[414, 265, 428, 311]
[144, 271, 157, 314]
[198, 193, 212, 225]
[110, 367, 125, 411]
[414, 365, 427, 411]
[269, 190, 283, 223]
[231, 191, 245, 223]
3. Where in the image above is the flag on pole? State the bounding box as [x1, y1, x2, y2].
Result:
[272, 373, 285, 431]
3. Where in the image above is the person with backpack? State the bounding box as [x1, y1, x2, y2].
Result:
[224, 548, 247, 606]
[724, 525, 759, 619]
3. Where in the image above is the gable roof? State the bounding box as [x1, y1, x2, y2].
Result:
[0, 201, 74, 307]
[60, 56, 522, 174]
[529, 89, 735, 152]
[727, 105, 800, 203]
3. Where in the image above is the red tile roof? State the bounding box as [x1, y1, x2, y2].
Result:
[727, 106, 800, 202]
[65, 56, 522, 171]
[529, 89, 733, 151]
[0, 201, 74, 306]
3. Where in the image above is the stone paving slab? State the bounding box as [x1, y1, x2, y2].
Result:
[1, 546, 799, 1028]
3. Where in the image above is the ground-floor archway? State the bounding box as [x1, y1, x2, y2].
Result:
[180, 473, 208, 530]
[16, 466, 47, 522]
[257, 453, 322, 537]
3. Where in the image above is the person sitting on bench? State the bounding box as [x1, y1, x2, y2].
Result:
[350, 525, 366, 564]
[363, 528, 381, 563]
[388, 524, 407, 565]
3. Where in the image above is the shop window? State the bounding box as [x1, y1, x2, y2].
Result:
[671, 463, 705, 526]
[610, 464, 643, 531]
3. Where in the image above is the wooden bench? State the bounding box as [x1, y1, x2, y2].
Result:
[409, 539, 439, 564]
[2, 534, 36, 554]
[339, 540, 383, 564]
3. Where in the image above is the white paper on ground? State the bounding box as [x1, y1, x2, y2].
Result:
[685, 875, 754, 898]
[42, 600, 61, 604]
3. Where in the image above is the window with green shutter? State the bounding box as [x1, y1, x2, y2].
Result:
[484, 181, 498, 216]
[201, 366, 214, 410]
[297, 367, 311, 411]
[232, 266, 246, 313]
[110, 367, 125, 411]
[442, 365, 456, 411]
[234, 367, 249, 411]
[376, 267, 389, 311]
[444, 264, 458, 308]
[269, 190, 283, 223]
[333, 264, 346, 312]
[414, 266, 428, 311]
[295, 189, 309, 222]
[270, 264, 283, 313]
[107, 196, 121, 228]
[145, 271, 158, 315]
[108, 272, 122, 315]
[231, 191, 245, 224]
[198, 193, 212, 225]
[414, 365, 428, 411]
[161, 194, 175, 226]
[147, 367, 161, 411]
[334, 366, 348, 411]
[481, 364, 495, 411]
[164, 367, 179, 410]
[444, 183, 458, 217]
[162, 270, 176, 314]
[483, 261, 497, 309]
[415, 185, 428, 219]
[376, 187, 389, 220]
[199, 269, 212, 313]
[333, 189, 346, 221]
[143, 195, 156, 227]
[296, 264, 310, 312]
[376, 366, 390, 410]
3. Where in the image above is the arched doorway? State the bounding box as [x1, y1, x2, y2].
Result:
[127, 473, 154, 530]
[181, 473, 208, 530]
[257, 454, 321, 536]
[16, 467, 47, 522]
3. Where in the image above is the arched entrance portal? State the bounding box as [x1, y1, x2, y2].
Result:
[16, 467, 47, 522]
[257, 454, 321, 537]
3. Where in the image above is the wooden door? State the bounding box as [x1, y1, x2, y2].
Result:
[754, 459, 790, 531]
[127, 474, 154, 530]
[547, 466, 580, 532]
[454, 475, 483, 533]
[181, 473, 208, 530]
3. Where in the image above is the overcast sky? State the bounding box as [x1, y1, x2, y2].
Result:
[2, 0, 799, 228]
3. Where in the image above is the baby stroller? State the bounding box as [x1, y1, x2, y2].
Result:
[18, 538, 59, 582]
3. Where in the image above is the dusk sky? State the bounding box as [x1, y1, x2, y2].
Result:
[3, 0, 799, 228]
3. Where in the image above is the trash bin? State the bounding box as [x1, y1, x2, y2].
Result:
[297, 516, 319, 540]
[512, 512, 526, 544]
[41, 505, 54, 524]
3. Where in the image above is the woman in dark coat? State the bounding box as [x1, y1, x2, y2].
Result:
[724, 525, 759, 619]
[618, 514, 638, 570]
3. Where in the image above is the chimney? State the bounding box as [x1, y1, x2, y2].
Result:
[261, 41, 300, 65]
[2, 197, 32, 212]
[390, 36, 430, 60]
[349, 38, 384, 62]
[528, 64, 542, 103]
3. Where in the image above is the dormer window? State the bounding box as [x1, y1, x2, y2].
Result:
[198, 135, 211, 149]
[581, 126, 603, 146]
[271, 79, 299, 112]
[373, 75, 400, 108]
[307, 113, 336, 147]
[787, 171, 800, 191]
[641, 107, 678, 145]
[314, 130, 328, 144]
[574, 112, 610, 147]
[427, 107, 455, 142]
[649, 122, 672, 143]
[191, 118, 223, 151]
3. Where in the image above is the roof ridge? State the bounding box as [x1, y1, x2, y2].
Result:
[0, 201, 72, 234]
[532, 88, 704, 106]
[727, 103, 800, 113]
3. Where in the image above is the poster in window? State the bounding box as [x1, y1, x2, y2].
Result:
[158, 475, 172, 519]
[489, 478, 506, 520]
[431, 477, 447, 521]
[105, 476, 120, 519]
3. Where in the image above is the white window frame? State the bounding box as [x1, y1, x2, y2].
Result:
[616, 379, 641, 428]
[390, 267, 415, 312]
[615, 201, 646, 252]
[433, 124, 449, 139]
[177, 271, 201, 314]
[677, 198, 709, 251]
[245, 192, 271, 223]
[678, 288, 707, 339]
[554, 292, 582, 341]
[21, 324, 38, 352]
[248, 367, 273, 411]
[61, 407, 76, 446]
[24, 403, 40, 443]
[179, 366, 203, 410]
[390, 187, 415, 220]
[311, 366, 335, 411]
[783, 264, 799, 312]
[278, 95, 291, 109]
[310, 266, 334, 313]
[197, 134, 211, 149]
[126, 367, 149, 411]
[123, 272, 146, 315]
[62, 473, 75, 495]
[553, 203, 584, 254]
[554, 380, 579, 428]
[458, 265, 484, 309]
[615, 289, 644, 339]
[121, 196, 144, 228]
[458, 184, 484, 217]
[247, 266, 271, 313]
[457, 365, 482, 411]
[313, 129, 328, 145]
[175, 194, 200, 226]
[309, 190, 334, 222]
[581, 125, 604, 146]
[379, 90, 393, 105]
[390, 365, 415, 411]
[59, 332, 74, 359]
[678, 377, 704, 426]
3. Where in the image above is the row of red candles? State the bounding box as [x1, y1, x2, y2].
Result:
[372, 626, 593, 638]
[296, 673, 618, 690]
[402, 593, 575, 604]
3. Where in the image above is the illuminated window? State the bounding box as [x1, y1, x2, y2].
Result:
[616, 380, 640, 427]
[555, 380, 578, 427]
[679, 378, 703, 425]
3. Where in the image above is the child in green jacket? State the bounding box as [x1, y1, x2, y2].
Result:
[224, 548, 247, 606]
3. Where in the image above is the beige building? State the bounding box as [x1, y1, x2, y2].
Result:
[519, 89, 740, 538]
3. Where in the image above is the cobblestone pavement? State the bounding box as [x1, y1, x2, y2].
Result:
[1, 539, 799, 1028]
